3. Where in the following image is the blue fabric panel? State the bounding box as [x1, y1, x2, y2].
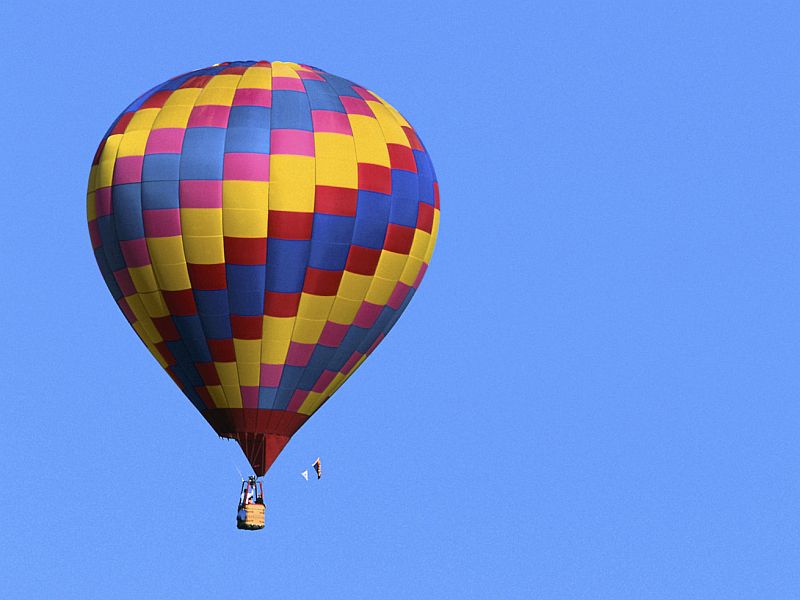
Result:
[356, 306, 395, 354]
[297, 345, 336, 390]
[320, 74, 360, 98]
[352, 216, 388, 249]
[226, 265, 266, 316]
[172, 317, 213, 363]
[194, 289, 229, 315]
[270, 91, 312, 131]
[142, 153, 181, 182]
[307, 241, 350, 271]
[278, 365, 305, 390]
[414, 150, 435, 205]
[312, 214, 355, 244]
[303, 80, 345, 111]
[356, 191, 391, 223]
[226, 106, 271, 153]
[224, 127, 270, 154]
[198, 313, 232, 339]
[272, 388, 293, 410]
[179, 127, 226, 180]
[228, 106, 271, 128]
[96, 215, 126, 271]
[141, 180, 180, 210]
[112, 185, 145, 240]
[328, 325, 370, 371]
[388, 170, 419, 228]
[93, 248, 122, 300]
[226, 264, 266, 291]
[258, 386, 278, 409]
[265, 239, 310, 293]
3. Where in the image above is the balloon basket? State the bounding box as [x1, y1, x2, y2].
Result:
[237, 503, 265, 530]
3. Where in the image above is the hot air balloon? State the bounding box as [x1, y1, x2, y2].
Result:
[86, 60, 439, 526]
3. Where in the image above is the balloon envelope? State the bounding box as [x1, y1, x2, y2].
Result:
[87, 61, 439, 475]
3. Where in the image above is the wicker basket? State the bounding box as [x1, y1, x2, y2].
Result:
[237, 503, 265, 530]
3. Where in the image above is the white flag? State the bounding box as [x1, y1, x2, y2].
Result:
[301, 470, 309, 481]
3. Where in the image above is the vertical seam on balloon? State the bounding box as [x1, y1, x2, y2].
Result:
[252, 60, 273, 440]
[105, 84, 204, 409]
[274, 63, 318, 412]
[103, 99, 164, 352]
[369, 100, 431, 334]
[196, 70, 242, 409]
[352, 95, 417, 340]
[133, 82, 213, 409]
[218, 70, 252, 410]
[313, 93, 425, 411]
[263, 61, 284, 413]
[290, 69, 360, 415]
[175, 69, 234, 409]
[303, 78, 390, 413]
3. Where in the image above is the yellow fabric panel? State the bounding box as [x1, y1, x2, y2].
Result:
[297, 293, 335, 320]
[194, 86, 236, 106]
[291, 318, 326, 344]
[126, 295, 150, 327]
[117, 130, 150, 157]
[162, 88, 201, 107]
[222, 208, 268, 237]
[216, 362, 240, 387]
[221, 385, 243, 408]
[223, 181, 269, 209]
[204, 74, 241, 89]
[368, 102, 410, 146]
[338, 271, 372, 301]
[372, 93, 411, 127]
[409, 230, 432, 260]
[351, 354, 368, 373]
[269, 155, 315, 212]
[234, 339, 261, 364]
[315, 157, 358, 189]
[132, 322, 168, 367]
[349, 115, 390, 167]
[328, 297, 360, 324]
[239, 66, 272, 89]
[180, 208, 223, 237]
[183, 236, 224, 264]
[272, 63, 301, 78]
[262, 316, 295, 341]
[86, 191, 96, 220]
[261, 338, 291, 363]
[152, 262, 191, 291]
[126, 108, 160, 132]
[152, 105, 193, 129]
[298, 391, 324, 416]
[128, 265, 159, 293]
[399, 257, 424, 286]
[374, 251, 407, 280]
[425, 211, 441, 263]
[207, 385, 228, 409]
[364, 276, 396, 306]
[328, 372, 348, 394]
[139, 290, 170, 318]
[127, 298, 161, 343]
[236, 362, 260, 387]
[314, 132, 356, 159]
[87, 165, 98, 194]
[96, 134, 122, 188]
[146, 236, 186, 263]
[314, 133, 357, 188]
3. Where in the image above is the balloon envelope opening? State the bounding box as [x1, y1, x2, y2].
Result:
[204, 408, 308, 476]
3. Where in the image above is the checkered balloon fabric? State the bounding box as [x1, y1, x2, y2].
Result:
[87, 61, 439, 475]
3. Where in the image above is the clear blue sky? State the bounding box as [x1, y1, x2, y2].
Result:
[1, 2, 798, 598]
